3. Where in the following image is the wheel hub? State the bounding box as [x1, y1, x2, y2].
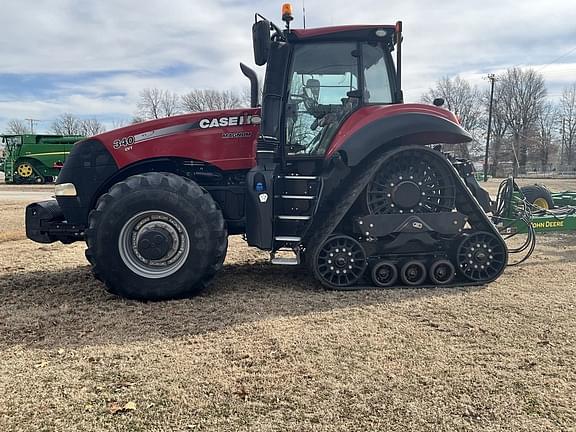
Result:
[137, 227, 174, 260]
[434, 266, 448, 279]
[406, 265, 420, 281]
[393, 181, 421, 209]
[335, 255, 348, 268]
[473, 249, 488, 264]
[118, 211, 190, 279]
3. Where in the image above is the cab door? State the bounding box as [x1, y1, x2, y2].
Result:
[283, 42, 360, 162]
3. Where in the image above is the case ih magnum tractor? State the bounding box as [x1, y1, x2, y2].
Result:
[26, 5, 507, 300]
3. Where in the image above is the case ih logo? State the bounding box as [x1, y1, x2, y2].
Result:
[199, 115, 261, 129]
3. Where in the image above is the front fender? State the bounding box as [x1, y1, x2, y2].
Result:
[330, 112, 473, 167]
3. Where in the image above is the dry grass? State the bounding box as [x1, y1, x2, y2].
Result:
[1, 179, 576, 431]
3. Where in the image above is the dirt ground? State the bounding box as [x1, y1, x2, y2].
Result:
[1, 178, 575, 431]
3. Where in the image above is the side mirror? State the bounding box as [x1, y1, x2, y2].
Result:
[252, 20, 271, 66]
[433, 97, 445, 107]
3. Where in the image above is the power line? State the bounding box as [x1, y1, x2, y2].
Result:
[537, 45, 576, 72]
[24, 118, 41, 134]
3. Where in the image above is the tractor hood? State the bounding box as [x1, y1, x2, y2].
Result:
[93, 108, 262, 171]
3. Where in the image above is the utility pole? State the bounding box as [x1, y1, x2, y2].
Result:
[561, 117, 565, 167]
[302, 0, 306, 29]
[483, 74, 496, 182]
[25, 118, 40, 134]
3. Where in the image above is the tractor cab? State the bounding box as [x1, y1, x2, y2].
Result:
[245, 4, 403, 251]
[251, 7, 402, 164]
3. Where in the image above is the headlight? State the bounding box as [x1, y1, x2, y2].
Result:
[54, 183, 77, 197]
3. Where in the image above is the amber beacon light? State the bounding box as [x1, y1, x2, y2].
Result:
[282, 3, 294, 23]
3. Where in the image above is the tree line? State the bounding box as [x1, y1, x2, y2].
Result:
[3, 87, 250, 139]
[4, 72, 575, 176]
[4, 115, 107, 137]
[422, 67, 576, 175]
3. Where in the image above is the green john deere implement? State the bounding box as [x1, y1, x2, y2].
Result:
[495, 178, 576, 235]
[1, 134, 83, 184]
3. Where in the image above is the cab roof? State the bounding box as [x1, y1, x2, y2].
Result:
[289, 25, 396, 42]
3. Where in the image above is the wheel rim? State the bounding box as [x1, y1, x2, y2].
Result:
[315, 236, 367, 287]
[118, 210, 190, 279]
[533, 198, 549, 209]
[456, 232, 506, 282]
[17, 163, 34, 177]
[400, 261, 427, 286]
[429, 259, 455, 285]
[366, 150, 456, 215]
[371, 261, 398, 287]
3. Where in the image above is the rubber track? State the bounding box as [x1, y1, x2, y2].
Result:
[305, 146, 508, 290]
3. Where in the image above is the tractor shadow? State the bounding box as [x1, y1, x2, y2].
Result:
[0, 262, 483, 350]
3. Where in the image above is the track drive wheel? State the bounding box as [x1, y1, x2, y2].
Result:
[400, 260, 427, 286]
[428, 259, 456, 285]
[85, 172, 228, 300]
[365, 148, 456, 215]
[371, 261, 398, 287]
[312, 235, 367, 289]
[456, 232, 506, 282]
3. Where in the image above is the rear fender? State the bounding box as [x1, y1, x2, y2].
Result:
[332, 113, 473, 167]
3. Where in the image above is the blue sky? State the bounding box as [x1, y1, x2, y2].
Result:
[1, 0, 575, 133]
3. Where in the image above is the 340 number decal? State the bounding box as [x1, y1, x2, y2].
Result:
[113, 136, 135, 149]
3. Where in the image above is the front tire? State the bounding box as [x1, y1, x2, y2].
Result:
[85, 172, 227, 300]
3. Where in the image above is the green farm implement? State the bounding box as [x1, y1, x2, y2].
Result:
[1, 134, 83, 184]
[495, 178, 576, 236]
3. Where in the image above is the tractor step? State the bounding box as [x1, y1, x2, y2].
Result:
[274, 236, 302, 242]
[270, 256, 300, 265]
[278, 175, 318, 180]
[277, 215, 311, 220]
[280, 195, 316, 200]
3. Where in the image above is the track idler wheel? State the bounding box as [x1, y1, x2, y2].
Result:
[428, 259, 456, 285]
[313, 235, 367, 289]
[371, 261, 398, 287]
[400, 260, 427, 286]
[456, 232, 506, 282]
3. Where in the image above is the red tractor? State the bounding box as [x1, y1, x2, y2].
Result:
[26, 5, 507, 300]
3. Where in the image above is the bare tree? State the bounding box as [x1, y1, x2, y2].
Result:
[5, 119, 31, 135]
[137, 88, 180, 120]
[560, 83, 576, 168]
[422, 76, 484, 158]
[484, 84, 509, 176]
[111, 119, 130, 129]
[79, 119, 106, 136]
[51, 113, 105, 136]
[533, 102, 559, 171]
[181, 89, 242, 113]
[497, 67, 547, 175]
[51, 113, 81, 135]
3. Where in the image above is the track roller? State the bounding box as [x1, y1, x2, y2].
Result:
[371, 261, 398, 287]
[428, 259, 455, 285]
[400, 260, 427, 286]
[312, 235, 367, 288]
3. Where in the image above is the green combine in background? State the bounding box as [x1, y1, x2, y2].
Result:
[0, 134, 83, 184]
